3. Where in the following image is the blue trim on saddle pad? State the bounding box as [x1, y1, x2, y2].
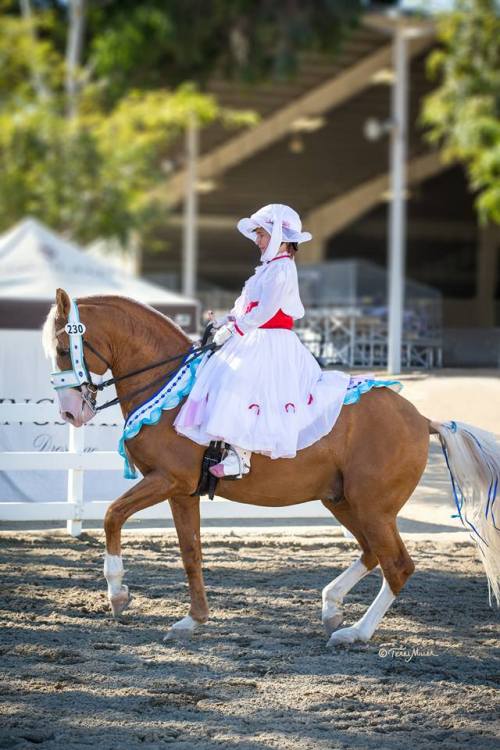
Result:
[118, 351, 207, 479]
[343, 378, 403, 406]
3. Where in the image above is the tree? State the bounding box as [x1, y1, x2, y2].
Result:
[0, 0, 364, 244]
[0, 7, 256, 243]
[421, 0, 500, 224]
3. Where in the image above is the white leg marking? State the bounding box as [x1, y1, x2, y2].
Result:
[322, 558, 373, 634]
[103, 553, 124, 597]
[327, 576, 396, 647]
[104, 553, 129, 616]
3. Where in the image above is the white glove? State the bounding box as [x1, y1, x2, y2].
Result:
[213, 323, 234, 346]
[212, 314, 229, 330]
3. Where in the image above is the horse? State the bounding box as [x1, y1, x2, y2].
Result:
[43, 288, 500, 646]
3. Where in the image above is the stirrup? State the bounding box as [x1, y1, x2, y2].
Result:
[209, 446, 251, 479]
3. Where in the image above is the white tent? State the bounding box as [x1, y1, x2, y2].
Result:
[0, 217, 198, 332]
[0, 218, 199, 506]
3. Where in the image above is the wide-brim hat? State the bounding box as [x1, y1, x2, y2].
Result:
[237, 204, 312, 247]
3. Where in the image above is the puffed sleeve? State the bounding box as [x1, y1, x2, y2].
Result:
[230, 288, 246, 319]
[234, 265, 287, 335]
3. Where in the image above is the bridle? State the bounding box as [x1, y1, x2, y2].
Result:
[51, 298, 216, 417]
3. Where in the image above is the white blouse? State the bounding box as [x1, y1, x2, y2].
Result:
[231, 255, 305, 335]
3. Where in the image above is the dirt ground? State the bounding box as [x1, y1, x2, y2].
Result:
[0, 529, 498, 750]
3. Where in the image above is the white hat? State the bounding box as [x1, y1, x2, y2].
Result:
[237, 204, 312, 263]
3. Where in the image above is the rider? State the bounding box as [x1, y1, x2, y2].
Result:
[174, 203, 350, 478]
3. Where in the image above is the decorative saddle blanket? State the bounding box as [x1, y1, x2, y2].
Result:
[118, 353, 401, 480]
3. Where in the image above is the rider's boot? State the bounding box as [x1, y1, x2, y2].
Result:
[209, 445, 251, 479]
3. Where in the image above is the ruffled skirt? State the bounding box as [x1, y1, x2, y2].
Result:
[174, 329, 350, 459]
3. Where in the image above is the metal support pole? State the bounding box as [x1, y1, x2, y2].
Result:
[67, 424, 84, 537]
[387, 25, 408, 374]
[182, 116, 199, 298]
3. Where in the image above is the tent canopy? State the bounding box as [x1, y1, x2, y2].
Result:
[0, 218, 199, 331]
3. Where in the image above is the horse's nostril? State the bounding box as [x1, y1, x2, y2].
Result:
[63, 411, 75, 422]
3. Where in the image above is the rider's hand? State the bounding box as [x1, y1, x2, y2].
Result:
[207, 311, 232, 330]
[205, 310, 228, 331]
[213, 323, 234, 346]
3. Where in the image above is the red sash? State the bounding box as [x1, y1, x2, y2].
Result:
[245, 301, 294, 330]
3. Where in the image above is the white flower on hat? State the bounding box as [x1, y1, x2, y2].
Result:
[237, 204, 312, 263]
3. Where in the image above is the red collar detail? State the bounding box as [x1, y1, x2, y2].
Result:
[267, 254, 292, 263]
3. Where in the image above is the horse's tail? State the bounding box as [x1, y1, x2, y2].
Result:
[430, 419, 500, 606]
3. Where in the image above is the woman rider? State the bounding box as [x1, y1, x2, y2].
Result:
[174, 203, 350, 477]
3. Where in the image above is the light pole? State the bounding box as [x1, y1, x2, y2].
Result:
[364, 10, 434, 374]
[182, 115, 199, 298]
[387, 22, 408, 374]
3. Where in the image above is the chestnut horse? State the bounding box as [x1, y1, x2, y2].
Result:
[43, 289, 500, 646]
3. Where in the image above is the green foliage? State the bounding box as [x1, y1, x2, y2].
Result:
[44, 1, 363, 98]
[421, 0, 500, 224]
[0, 0, 363, 245]
[0, 14, 257, 243]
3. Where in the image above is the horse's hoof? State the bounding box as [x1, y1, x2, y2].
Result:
[109, 585, 130, 617]
[163, 627, 194, 642]
[327, 625, 368, 647]
[163, 614, 204, 642]
[322, 612, 344, 636]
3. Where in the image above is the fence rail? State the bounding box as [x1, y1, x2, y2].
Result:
[0, 403, 331, 536]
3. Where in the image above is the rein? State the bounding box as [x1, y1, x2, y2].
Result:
[92, 343, 215, 413]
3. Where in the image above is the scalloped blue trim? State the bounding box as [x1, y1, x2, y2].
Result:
[118, 354, 204, 479]
[343, 378, 402, 406]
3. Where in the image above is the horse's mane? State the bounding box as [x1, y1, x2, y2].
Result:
[42, 304, 58, 359]
[42, 294, 191, 360]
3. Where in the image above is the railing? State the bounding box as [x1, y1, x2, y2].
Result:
[208, 305, 443, 369]
[0, 403, 332, 536]
[294, 307, 442, 369]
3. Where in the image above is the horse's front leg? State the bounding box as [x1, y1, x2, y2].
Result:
[104, 471, 170, 616]
[165, 494, 209, 640]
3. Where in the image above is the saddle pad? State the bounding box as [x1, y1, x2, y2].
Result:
[343, 375, 402, 405]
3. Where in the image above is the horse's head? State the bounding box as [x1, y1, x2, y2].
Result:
[43, 288, 113, 427]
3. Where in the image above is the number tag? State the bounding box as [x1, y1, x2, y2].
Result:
[65, 322, 86, 335]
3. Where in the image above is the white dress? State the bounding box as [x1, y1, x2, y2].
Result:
[174, 255, 350, 459]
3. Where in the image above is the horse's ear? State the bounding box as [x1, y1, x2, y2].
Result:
[56, 288, 71, 317]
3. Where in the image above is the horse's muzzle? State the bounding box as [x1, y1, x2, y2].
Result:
[57, 387, 95, 427]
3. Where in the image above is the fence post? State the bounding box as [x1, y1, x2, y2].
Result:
[67, 424, 85, 536]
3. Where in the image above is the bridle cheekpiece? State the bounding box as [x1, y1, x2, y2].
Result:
[51, 298, 92, 391]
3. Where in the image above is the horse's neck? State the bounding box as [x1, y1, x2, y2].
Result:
[107, 302, 190, 419]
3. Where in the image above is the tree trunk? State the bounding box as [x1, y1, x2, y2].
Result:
[65, 0, 87, 118]
[18, 0, 49, 100]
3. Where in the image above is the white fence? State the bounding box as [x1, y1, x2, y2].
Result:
[0, 403, 331, 536]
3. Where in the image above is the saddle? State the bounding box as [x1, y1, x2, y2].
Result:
[192, 440, 229, 500]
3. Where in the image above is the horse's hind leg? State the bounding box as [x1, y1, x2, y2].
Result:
[164, 494, 209, 640]
[104, 471, 170, 616]
[321, 499, 379, 635]
[328, 518, 415, 647]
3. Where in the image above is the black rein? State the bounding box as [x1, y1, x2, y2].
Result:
[80, 324, 217, 413]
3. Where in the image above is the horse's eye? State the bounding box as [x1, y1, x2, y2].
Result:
[56, 347, 70, 357]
